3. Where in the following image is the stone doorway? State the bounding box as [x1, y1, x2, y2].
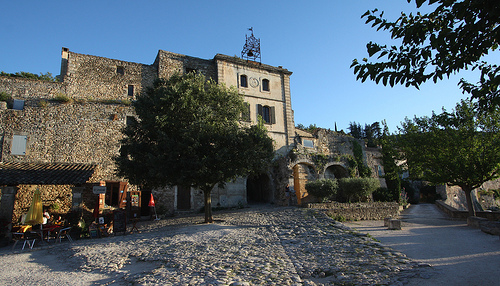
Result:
[247, 174, 272, 203]
[292, 163, 317, 205]
[177, 185, 191, 210]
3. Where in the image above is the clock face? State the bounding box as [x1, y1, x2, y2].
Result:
[249, 77, 259, 88]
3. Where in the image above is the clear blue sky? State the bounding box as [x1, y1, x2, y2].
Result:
[0, 0, 487, 133]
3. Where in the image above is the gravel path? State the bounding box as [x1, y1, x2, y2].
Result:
[0, 206, 427, 285]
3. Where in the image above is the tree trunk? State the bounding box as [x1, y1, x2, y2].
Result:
[203, 189, 213, 223]
[462, 186, 476, 217]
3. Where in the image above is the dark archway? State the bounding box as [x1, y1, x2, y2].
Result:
[247, 174, 272, 203]
[325, 165, 349, 179]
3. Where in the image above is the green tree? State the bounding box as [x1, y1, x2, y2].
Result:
[116, 73, 274, 223]
[379, 121, 402, 201]
[351, 0, 500, 110]
[397, 100, 500, 216]
[348, 122, 363, 139]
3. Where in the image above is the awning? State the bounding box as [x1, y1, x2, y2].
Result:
[0, 162, 97, 185]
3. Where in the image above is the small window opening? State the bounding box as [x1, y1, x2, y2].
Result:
[11, 135, 27, 155]
[117, 66, 124, 75]
[303, 139, 314, 148]
[186, 67, 197, 74]
[128, 85, 134, 96]
[240, 75, 248, 88]
[262, 79, 270, 91]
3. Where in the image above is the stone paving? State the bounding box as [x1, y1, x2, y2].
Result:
[1, 206, 429, 285]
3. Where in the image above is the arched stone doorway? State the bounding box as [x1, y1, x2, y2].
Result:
[246, 173, 273, 203]
[292, 163, 317, 205]
[324, 164, 349, 179]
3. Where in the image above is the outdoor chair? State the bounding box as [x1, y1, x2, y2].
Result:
[12, 231, 37, 251]
[55, 226, 73, 243]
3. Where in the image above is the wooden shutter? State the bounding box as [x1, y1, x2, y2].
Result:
[270, 106, 276, 124]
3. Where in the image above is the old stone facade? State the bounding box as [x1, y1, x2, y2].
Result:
[0, 47, 296, 224]
[1, 46, 394, 232]
[290, 128, 387, 204]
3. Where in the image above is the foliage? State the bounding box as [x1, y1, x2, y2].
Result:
[1, 71, 59, 82]
[352, 140, 372, 178]
[379, 121, 403, 198]
[373, 187, 399, 202]
[338, 177, 380, 202]
[399, 189, 409, 206]
[396, 99, 500, 216]
[0, 91, 12, 102]
[38, 100, 49, 108]
[348, 121, 381, 147]
[478, 189, 500, 200]
[52, 93, 73, 103]
[116, 73, 275, 223]
[351, 0, 500, 110]
[311, 153, 329, 173]
[296, 123, 320, 134]
[329, 214, 346, 222]
[305, 178, 338, 202]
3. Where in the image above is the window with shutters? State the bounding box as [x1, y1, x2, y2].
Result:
[11, 135, 27, 155]
[257, 104, 275, 124]
[240, 75, 248, 88]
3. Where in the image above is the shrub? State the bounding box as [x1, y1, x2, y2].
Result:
[52, 93, 73, 103]
[372, 187, 398, 202]
[338, 177, 380, 202]
[0, 91, 12, 102]
[38, 100, 49, 108]
[306, 178, 338, 202]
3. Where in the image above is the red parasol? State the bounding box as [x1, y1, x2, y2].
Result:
[148, 193, 155, 207]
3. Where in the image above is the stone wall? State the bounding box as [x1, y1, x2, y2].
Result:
[63, 49, 157, 101]
[1, 47, 296, 217]
[0, 77, 64, 100]
[306, 202, 400, 221]
[156, 50, 217, 80]
[0, 101, 134, 181]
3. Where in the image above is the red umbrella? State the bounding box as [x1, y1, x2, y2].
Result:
[148, 193, 155, 207]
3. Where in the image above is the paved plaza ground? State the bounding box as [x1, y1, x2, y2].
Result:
[344, 203, 500, 286]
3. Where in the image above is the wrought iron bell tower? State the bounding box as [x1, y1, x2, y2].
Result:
[241, 27, 261, 63]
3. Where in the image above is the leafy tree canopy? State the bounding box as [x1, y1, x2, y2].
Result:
[396, 99, 500, 216]
[352, 0, 500, 110]
[116, 73, 275, 222]
[1, 71, 58, 82]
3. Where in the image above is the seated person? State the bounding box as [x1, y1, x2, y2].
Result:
[42, 209, 50, 225]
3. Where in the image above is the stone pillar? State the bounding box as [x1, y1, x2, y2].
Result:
[0, 186, 18, 240]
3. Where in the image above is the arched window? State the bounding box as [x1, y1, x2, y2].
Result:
[240, 75, 248, 88]
[262, 79, 270, 91]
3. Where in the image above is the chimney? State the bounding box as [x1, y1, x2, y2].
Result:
[59, 47, 69, 81]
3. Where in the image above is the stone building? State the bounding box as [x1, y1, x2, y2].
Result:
[290, 128, 386, 204]
[0, 47, 297, 226]
[0, 45, 387, 239]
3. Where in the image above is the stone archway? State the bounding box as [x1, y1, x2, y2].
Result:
[246, 173, 273, 203]
[324, 164, 349, 179]
[292, 162, 317, 205]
